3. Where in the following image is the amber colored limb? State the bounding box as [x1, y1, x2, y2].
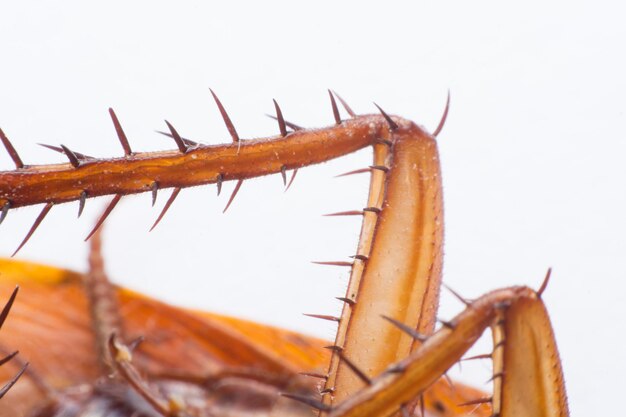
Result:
[498, 296, 569, 416]
[324, 121, 444, 404]
[0, 115, 391, 209]
[328, 287, 569, 417]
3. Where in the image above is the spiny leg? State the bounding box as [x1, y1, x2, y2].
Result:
[326, 286, 568, 417]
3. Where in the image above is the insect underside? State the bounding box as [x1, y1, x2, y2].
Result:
[0, 91, 569, 417]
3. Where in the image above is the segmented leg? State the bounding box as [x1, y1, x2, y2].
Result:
[328, 286, 569, 417]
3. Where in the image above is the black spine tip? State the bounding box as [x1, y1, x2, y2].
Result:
[328, 89, 341, 125]
[164, 120, 188, 154]
[60, 144, 80, 168]
[373, 103, 398, 130]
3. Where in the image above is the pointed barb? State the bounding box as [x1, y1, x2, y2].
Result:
[373, 103, 398, 130]
[350, 254, 369, 262]
[334, 167, 371, 178]
[331, 91, 356, 118]
[0, 362, 28, 399]
[164, 120, 188, 154]
[109, 108, 133, 156]
[0, 351, 18, 367]
[273, 99, 288, 137]
[210, 89, 239, 143]
[486, 372, 505, 383]
[458, 397, 492, 407]
[280, 393, 332, 412]
[312, 261, 353, 267]
[537, 267, 552, 298]
[0, 128, 24, 169]
[150, 187, 181, 231]
[328, 89, 341, 125]
[285, 169, 298, 191]
[12, 202, 54, 257]
[299, 371, 328, 380]
[303, 313, 340, 322]
[433, 90, 451, 137]
[78, 191, 87, 218]
[85, 195, 122, 242]
[363, 206, 381, 214]
[60, 144, 80, 168]
[150, 182, 158, 206]
[337, 351, 371, 385]
[461, 353, 492, 362]
[0, 201, 10, 225]
[266, 114, 303, 131]
[216, 174, 223, 196]
[280, 165, 287, 186]
[155, 130, 198, 146]
[438, 318, 456, 330]
[38, 143, 92, 160]
[370, 165, 390, 173]
[381, 315, 428, 342]
[323, 210, 363, 217]
[336, 296, 356, 306]
[223, 179, 243, 213]
[443, 284, 471, 306]
[323, 345, 344, 352]
[0, 286, 19, 329]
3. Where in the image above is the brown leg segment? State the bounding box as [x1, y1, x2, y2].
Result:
[327, 287, 568, 417]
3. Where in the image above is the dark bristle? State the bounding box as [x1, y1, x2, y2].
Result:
[433, 90, 451, 137]
[443, 284, 471, 306]
[537, 267, 552, 298]
[323, 345, 343, 352]
[12, 202, 54, 257]
[285, 169, 298, 191]
[337, 351, 371, 385]
[0, 362, 28, 399]
[266, 114, 304, 131]
[373, 103, 398, 130]
[336, 296, 356, 306]
[84, 195, 122, 242]
[155, 130, 198, 146]
[461, 353, 492, 362]
[0, 351, 18, 367]
[332, 91, 356, 118]
[151, 182, 158, 207]
[0, 128, 24, 169]
[299, 371, 328, 380]
[458, 397, 492, 407]
[312, 261, 353, 267]
[335, 167, 371, 178]
[303, 313, 340, 322]
[210, 89, 240, 143]
[280, 165, 287, 186]
[280, 393, 331, 412]
[328, 89, 341, 125]
[0, 201, 10, 225]
[323, 210, 363, 217]
[223, 179, 243, 213]
[273, 99, 288, 137]
[381, 315, 428, 342]
[38, 143, 92, 160]
[108, 107, 133, 156]
[0, 286, 19, 329]
[60, 144, 80, 168]
[216, 174, 223, 196]
[164, 120, 188, 154]
[78, 191, 87, 218]
[150, 187, 181, 231]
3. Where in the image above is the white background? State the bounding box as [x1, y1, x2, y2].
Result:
[1, 2, 624, 415]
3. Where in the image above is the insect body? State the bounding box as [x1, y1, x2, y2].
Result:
[0, 92, 568, 416]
